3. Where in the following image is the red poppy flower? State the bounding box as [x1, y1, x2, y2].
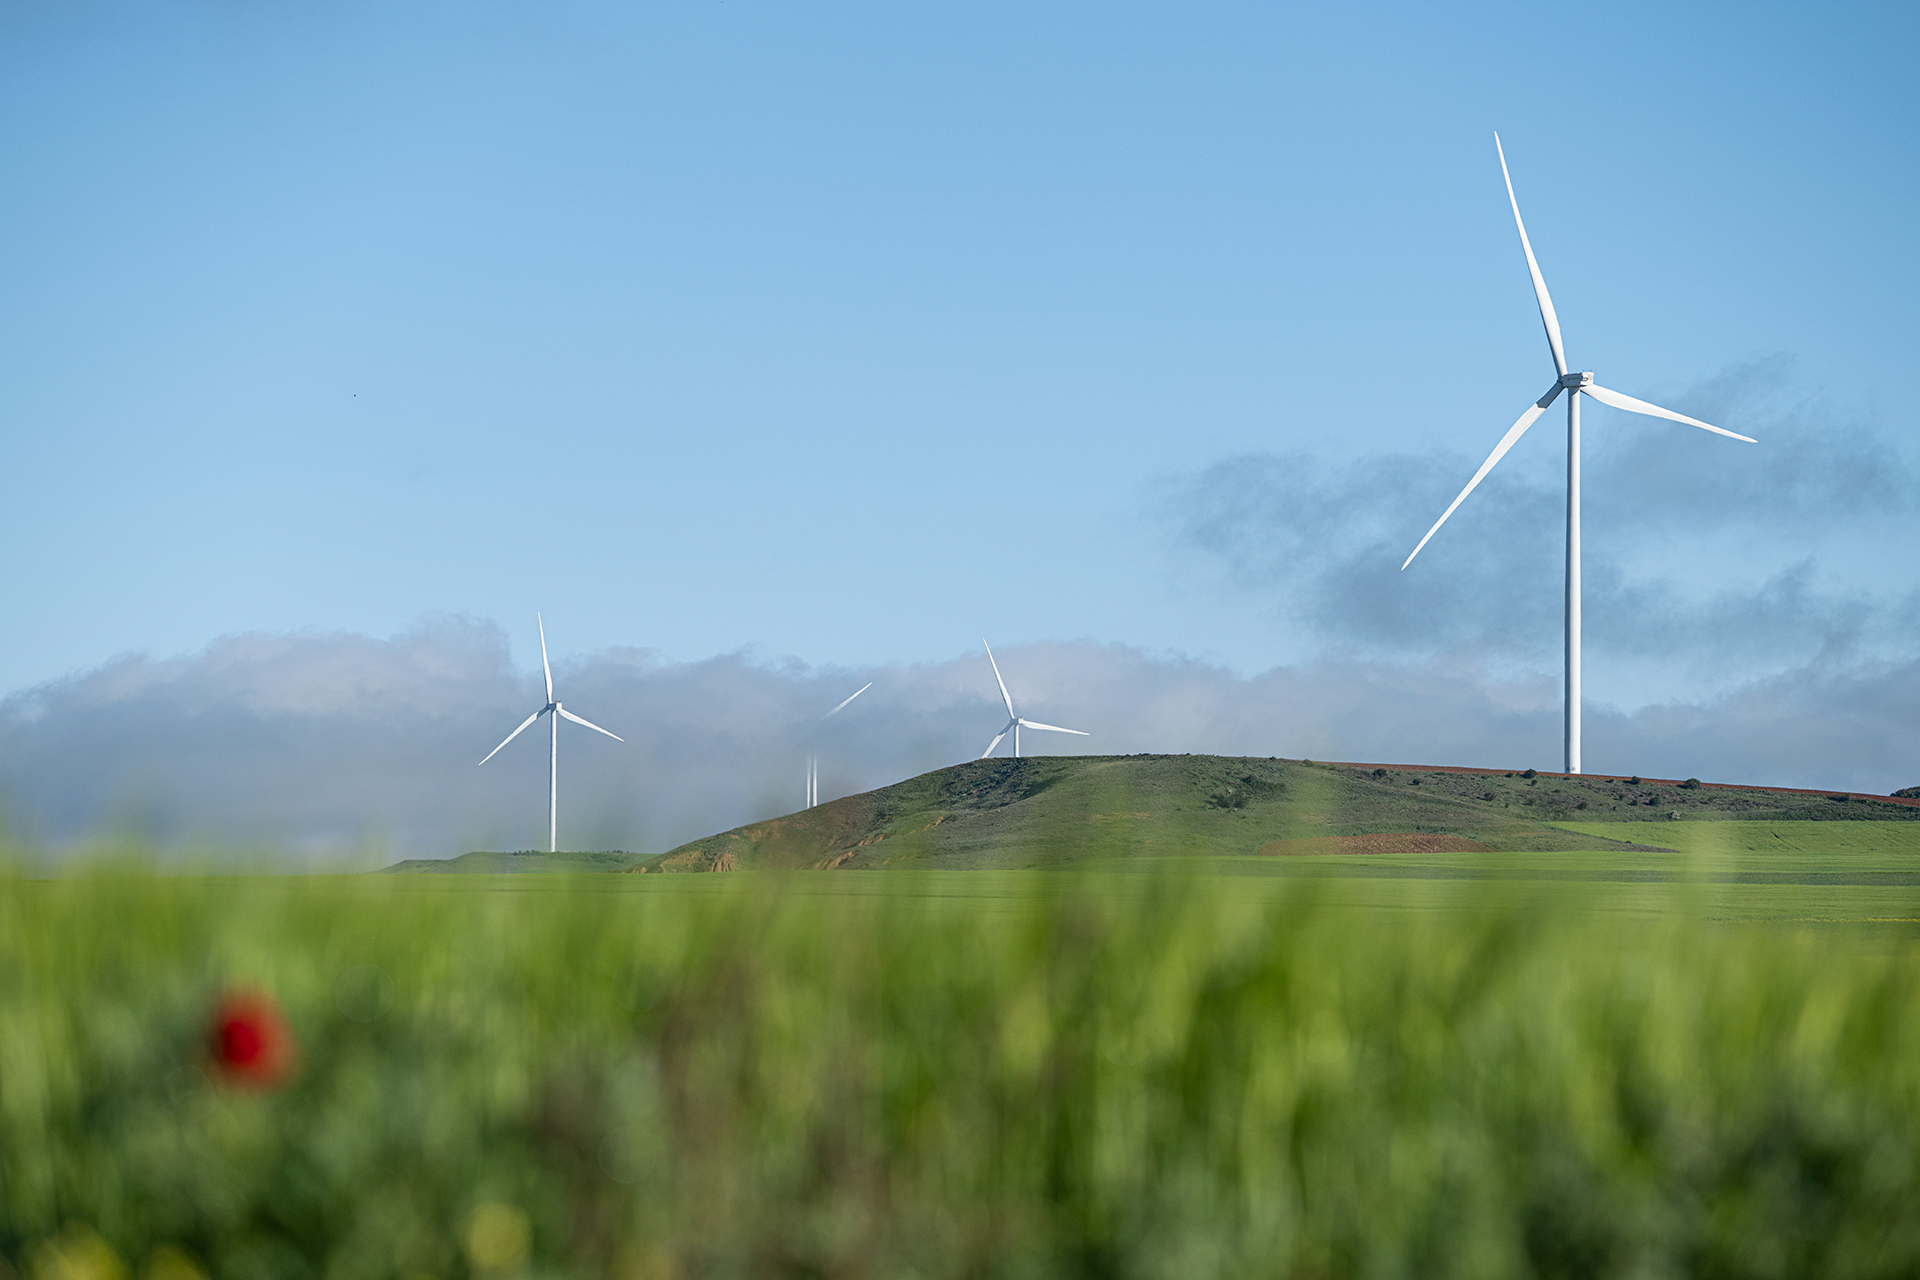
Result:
[207, 990, 297, 1088]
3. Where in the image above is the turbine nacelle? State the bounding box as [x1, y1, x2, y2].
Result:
[477, 614, 623, 852]
[1399, 135, 1758, 775]
[978, 640, 1089, 759]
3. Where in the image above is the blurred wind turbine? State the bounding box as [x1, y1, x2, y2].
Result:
[1401, 133, 1756, 775]
[807, 681, 872, 808]
[979, 640, 1088, 759]
[478, 614, 623, 852]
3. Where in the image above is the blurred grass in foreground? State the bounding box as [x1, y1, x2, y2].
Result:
[4, 867, 1920, 1279]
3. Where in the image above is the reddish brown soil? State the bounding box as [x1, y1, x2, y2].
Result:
[1256, 833, 1496, 857]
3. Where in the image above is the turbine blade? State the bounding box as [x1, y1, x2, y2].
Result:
[1495, 133, 1568, 377]
[982, 640, 1016, 720]
[558, 707, 623, 741]
[1401, 384, 1564, 570]
[1016, 718, 1089, 736]
[980, 727, 1010, 759]
[479, 708, 546, 765]
[826, 682, 873, 717]
[537, 613, 554, 703]
[1581, 383, 1757, 443]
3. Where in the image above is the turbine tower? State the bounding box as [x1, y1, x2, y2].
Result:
[1402, 134, 1756, 775]
[979, 640, 1088, 759]
[479, 614, 623, 852]
[807, 681, 872, 808]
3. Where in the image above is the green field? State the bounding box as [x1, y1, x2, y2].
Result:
[9, 856, 1920, 1278]
[19, 764, 1920, 1275]
[1056, 818, 1920, 925]
[1558, 818, 1920, 864]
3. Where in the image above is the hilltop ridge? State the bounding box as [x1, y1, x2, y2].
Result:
[634, 754, 1919, 873]
[379, 755, 1920, 874]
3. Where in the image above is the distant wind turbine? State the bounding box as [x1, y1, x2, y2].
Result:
[1401, 134, 1756, 775]
[478, 614, 623, 852]
[807, 681, 872, 808]
[979, 640, 1088, 759]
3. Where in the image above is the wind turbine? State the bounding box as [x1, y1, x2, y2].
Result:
[979, 640, 1088, 759]
[807, 681, 872, 808]
[478, 614, 623, 852]
[1401, 134, 1756, 775]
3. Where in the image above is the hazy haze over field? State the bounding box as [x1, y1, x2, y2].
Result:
[1, 0, 1916, 854]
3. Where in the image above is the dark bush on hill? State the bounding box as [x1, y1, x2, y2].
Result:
[1371, 768, 1387, 779]
[1681, 778, 1702, 789]
[1895, 786, 1920, 799]
[1522, 769, 1538, 779]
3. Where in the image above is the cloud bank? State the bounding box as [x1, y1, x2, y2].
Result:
[1163, 363, 1920, 700]
[5, 615, 1920, 863]
[7, 368, 1915, 861]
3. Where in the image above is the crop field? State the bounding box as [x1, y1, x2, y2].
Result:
[8, 846, 1920, 1279]
[1557, 819, 1920, 864]
[1067, 819, 1920, 926]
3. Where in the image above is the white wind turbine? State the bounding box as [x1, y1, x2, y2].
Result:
[806, 681, 872, 808]
[979, 640, 1088, 759]
[478, 614, 623, 852]
[1401, 134, 1756, 775]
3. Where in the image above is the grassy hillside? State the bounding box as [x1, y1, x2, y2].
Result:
[382, 849, 637, 874]
[639, 755, 1920, 873]
[376, 756, 1920, 874]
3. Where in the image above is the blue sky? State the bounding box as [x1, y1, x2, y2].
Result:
[3, 1, 1920, 843]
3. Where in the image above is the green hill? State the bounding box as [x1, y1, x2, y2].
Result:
[381, 849, 638, 874]
[635, 755, 1920, 873]
[377, 756, 1920, 874]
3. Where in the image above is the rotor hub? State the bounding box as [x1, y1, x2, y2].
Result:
[1559, 371, 1594, 389]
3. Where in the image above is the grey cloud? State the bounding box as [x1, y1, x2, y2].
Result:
[6, 618, 1920, 862]
[1590, 360, 1914, 530]
[1165, 367, 1917, 680]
